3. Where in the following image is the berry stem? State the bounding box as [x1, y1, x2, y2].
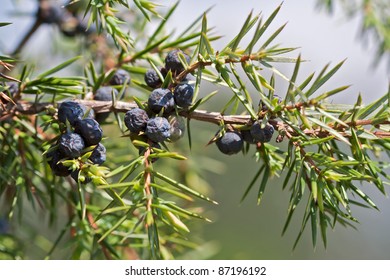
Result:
[143, 147, 153, 218]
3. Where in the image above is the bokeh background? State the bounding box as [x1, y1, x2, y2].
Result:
[1, 0, 389, 259]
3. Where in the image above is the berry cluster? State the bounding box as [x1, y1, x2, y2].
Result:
[125, 50, 192, 157]
[215, 95, 281, 155]
[216, 123, 276, 156]
[94, 69, 131, 123]
[46, 101, 106, 183]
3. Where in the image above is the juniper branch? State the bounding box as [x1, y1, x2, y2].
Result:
[9, 99, 390, 140]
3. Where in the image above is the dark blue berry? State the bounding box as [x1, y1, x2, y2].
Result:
[262, 124, 275, 142]
[46, 148, 71, 176]
[144, 68, 166, 88]
[58, 101, 86, 126]
[250, 123, 275, 143]
[124, 108, 149, 133]
[148, 88, 175, 114]
[95, 113, 110, 124]
[94, 86, 118, 101]
[174, 83, 194, 108]
[89, 143, 106, 165]
[241, 129, 257, 144]
[109, 69, 131, 86]
[94, 86, 119, 123]
[165, 50, 190, 74]
[216, 131, 243, 155]
[58, 132, 85, 158]
[74, 118, 103, 146]
[80, 104, 95, 119]
[145, 117, 171, 143]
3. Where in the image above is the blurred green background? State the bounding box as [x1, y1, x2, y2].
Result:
[1, 0, 389, 259]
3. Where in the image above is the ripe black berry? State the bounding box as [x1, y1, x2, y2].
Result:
[58, 101, 86, 126]
[144, 68, 166, 89]
[164, 50, 190, 74]
[174, 83, 194, 108]
[241, 129, 257, 144]
[94, 86, 119, 122]
[250, 123, 275, 143]
[145, 117, 171, 143]
[94, 86, 118, 101]
[46, 148, 71, 177]
[124, 108, 149, 133]
[148, 88, 175, 114]
[58, 132, 85, 158]
[89, 143, 106, 165]
[109, 69, 131, 86]
[80, 104, 95, 119]
[216, 131, 243, 155]
[74, 118, 103, 146]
